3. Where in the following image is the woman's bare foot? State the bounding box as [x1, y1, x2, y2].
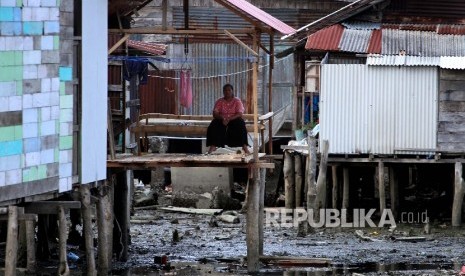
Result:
[208, 146, 217, 154]
[242, 145, 250, 154]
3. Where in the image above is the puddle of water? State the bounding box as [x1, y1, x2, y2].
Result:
[111, 261, 460, 275]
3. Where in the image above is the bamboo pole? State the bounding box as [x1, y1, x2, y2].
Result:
[284, 151, 295, 209]
[332, 166, 338, 209]
[295, 154, 303, 207]
[58, 206, 70, 276]
[342, 167, 349, 210]
[25, 220, 36, 273]
[389, 166, 399, 219]
[5, 206, 18, 276]
[98, 181, 114, 275]
[378, 161, 385, 215]
[80, 185, 96, 275]
[314, 140, 329, 220]
[452, 162, 464, 227]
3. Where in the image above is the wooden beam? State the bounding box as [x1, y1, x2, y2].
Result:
[378, 161, 385, 214]
[224, 30, 258, 57]
[452, 162, 464, 227]
[109, 27, 255, 35]
[24, 201, 81, 215]
[108, 34, 129, 55]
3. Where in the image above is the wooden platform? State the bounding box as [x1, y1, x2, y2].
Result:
[107, 153, 274, 169]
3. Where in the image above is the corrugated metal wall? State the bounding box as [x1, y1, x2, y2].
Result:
[147, 43, 293, 116]
[320, 64, 438, 155]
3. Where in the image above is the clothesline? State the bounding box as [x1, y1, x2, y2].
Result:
[148, 54, 292, 80]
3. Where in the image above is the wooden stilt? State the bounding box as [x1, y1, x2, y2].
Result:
[80, 185, 96, 275]
[315, 140, 329, 219]
[246, 169, 260, 273]
[98, 181, 114, 275]
[5, 206, 18, 276]
[284, 151, 295, 209]
[17, 218, 27, 268]
[389, 166, 399, 219]
[58, 206, 70, 276]
[378, 161, 385, 214]
[294, 154, 303, 207]
[342, 167, 349, 210]
[332, 166, 338, 209]
[25, 220, 36, 273]
[306, 137, 317, 234]
[452, 162, 464, 227]
[258, 168, 265, 255]
[113, 171, 130, 261]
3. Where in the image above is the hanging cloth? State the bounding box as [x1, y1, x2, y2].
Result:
[180, 70, 192, 108]
[123, 59, 148, 84]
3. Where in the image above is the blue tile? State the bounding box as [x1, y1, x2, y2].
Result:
[0, 140, 22, 157]
[13, 8, 21, 21]
[23, 137, 40, 153]
[59, 67, 72, 81]
[44, 21, 59, 34]
[0, 21, 21, 35]
[23, 21, 43, 35]
[0, 7, 14, 21]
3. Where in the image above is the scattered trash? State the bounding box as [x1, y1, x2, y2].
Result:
[172, 229, 180, 243]
[355, 230, 382, 242]
[154, 255, 168, 265]
[67, 252, 79, 262]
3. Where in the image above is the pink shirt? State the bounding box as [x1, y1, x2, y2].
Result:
[213, 97, 245, 120]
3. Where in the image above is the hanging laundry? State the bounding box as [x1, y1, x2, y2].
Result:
[180, 70, 192, 108]
[123, 59, 148, 84]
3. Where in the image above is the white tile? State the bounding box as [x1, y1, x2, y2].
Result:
[40, 148, 54, 164]
[24, 0, 40, 7]
[23, 94, 33, 109]
[32, 92, 50, 108]
[49, 91, 59, 105]
[5, 169, 21, 185]
[23, 65, 38, 79]
[0, 155, 21, 171]
[59, 163, 72, 178]
[5, 37, 18, 51]
[23, 108, 38, 123]
[33, 7, 49, 21]
[0, 97, 8, 112]
[41, 107, 51, 121]
[0, 37, 6, 51]
[23, 122, 38, 138]
[24, 50, 41, 65]
[41, 0, 57, 7]
[8, 96, 22, 111]
[41, 78, 51, 92]
[49, 7, 59, 20]
[59, 150, 69, 163]
[59, 177, 67, 192]
[41, 36, 54, 50]
[51, 77, 59, 91]
[25, 151, 40, 167]
[0, 0, 17, 7]
[59, 122, 72, 136]
[50, 106, 59, 119]
[0, 171, 5, 187]
[0, 82, 16, 97]
[60, 108, 73, 123]
[23, 37, 33, 50]
[41, 120, 56, 136]
[22, 7, 33, 21]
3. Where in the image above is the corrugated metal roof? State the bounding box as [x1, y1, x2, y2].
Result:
[384, 0, 465, 24]
[367, 55, 440, 66]
[213, 0, 295, 35]
[305, 24, 344, 51]
[367, 29, 382, 53]
[127, 40, 167, 55]
[339, 28, 372, 52]
[440, 56, 465, 69]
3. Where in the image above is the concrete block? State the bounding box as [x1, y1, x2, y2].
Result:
[6, 169, 21, 185]
[0, 155, 21, 171]
[25, 151, 40, 166]
[22, 7, 32, 20]
[32, 92, 50, 107]
[41, 106, 51, 121]
[40, 148, 54, 164]
[50, 105, 59, 119]
[33, 36, 41, 50]
[40, 119, 56, 136]
[44, 20, 58, 34]
[41, 35, 53, 50]
[33, 7, 50, 21]
[23, 36, 33, 50]
[23, 50, 41, 64]
[59, 108, 72, 123]
[8, 95, 21, 111]
[49, 7, 59, 20]
[60, 11, 73, 27]
[49, 91, 58, 105]
[23, 65, 38, 79]
[58, 176, 67, 192]
[51, 77, 59, 91]
[23, 108, 38, 123]
[4, 37, 20, 50]
[0, 172, 4, 186]
[40, 134, 57, 150]
[42, 50, 59, 63]
[23, 79, 41, 94]
[59, 122, 72, 136]
[23, 94, 32, 108]
[64, 82, 73, 95]
[38, 64, 58, 78]
[59, 149, 71, 163]
[0, 22, 21, 35]
[41, 78, 51, 92]
[59, 162, 71, 177]
[0, 81, 16, 97]
[24, 137, 40, 153]
[0, 110, 21, 126]
[23, 122, 38, 138]
[171, 167, 232, 195]
[46, 163, 59, 177]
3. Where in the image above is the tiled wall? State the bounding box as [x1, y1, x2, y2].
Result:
[0, 0, 73, 198]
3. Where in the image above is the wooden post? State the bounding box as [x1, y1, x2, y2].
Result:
[452, 162, 464, 227]
[58, 206, 70, 276]
[80, 185, 97, 275]
[314, 140, 329, 218]
[294, 154, 303, 207]
[389, 166, 399, 219]
[378, 161, 385, 214]
[107, 99, 116, 160]
[306, 136, 317, 233]
[284, 150, 295, 209]
[5, 205, 18, 276]
[25, 220, 36, 273]
[332, 166, 338, 209]
[114, 171, 130, 261]
[17, 219, 27, 268]
[252, 30, 260, 163]
[258, 168, 266, 255]
[246, 169, 260, 273]
[292, 86, 298, 138]
[267, 34, 274, 154]
[98, 181, 114, 275]
[342, 167, 349, 210]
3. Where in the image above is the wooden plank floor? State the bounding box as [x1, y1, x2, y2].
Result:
[107, 153, 274, 169]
